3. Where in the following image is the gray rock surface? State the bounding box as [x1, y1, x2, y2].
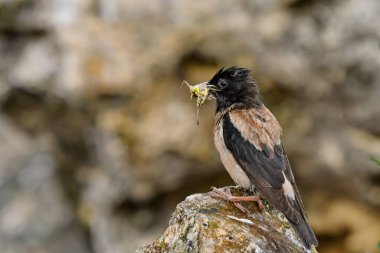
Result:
[139, 186, 313, 253]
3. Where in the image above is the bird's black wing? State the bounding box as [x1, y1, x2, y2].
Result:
[222, 111, 318, 248]
[222, 112, 300, 222]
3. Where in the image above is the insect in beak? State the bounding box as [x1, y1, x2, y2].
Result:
[182, 80, 218, 125]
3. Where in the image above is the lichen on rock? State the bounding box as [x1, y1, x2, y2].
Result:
[138, 186, 314, 253]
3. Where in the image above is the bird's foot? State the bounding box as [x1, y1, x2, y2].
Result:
[210, 187, 265, 214]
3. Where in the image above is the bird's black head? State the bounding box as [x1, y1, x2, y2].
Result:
[208, 67, 262, 112]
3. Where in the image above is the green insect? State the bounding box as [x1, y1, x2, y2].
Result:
[182, 80, 219, 125]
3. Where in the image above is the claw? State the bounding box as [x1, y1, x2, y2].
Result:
[210, 187, 264, 213]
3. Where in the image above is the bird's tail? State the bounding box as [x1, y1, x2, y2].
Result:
[289, 215, 318, 250]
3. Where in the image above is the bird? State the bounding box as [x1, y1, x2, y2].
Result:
[188, 66, 318, 249]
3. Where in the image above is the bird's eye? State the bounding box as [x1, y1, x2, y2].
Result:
[218, 79, 228, 89]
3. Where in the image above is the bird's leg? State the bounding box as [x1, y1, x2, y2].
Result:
[210, 187, 265, 213]
[211, 187, 250, 214]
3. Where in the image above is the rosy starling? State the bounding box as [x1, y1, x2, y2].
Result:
[187, 67, 318, 249]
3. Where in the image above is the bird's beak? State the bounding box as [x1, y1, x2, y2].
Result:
[206, 84, 220, 99]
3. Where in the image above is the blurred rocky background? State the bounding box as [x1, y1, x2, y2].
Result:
[0, 0, 379, 253]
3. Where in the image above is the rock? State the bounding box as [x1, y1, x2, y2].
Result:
[139, 186, 314, 253]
